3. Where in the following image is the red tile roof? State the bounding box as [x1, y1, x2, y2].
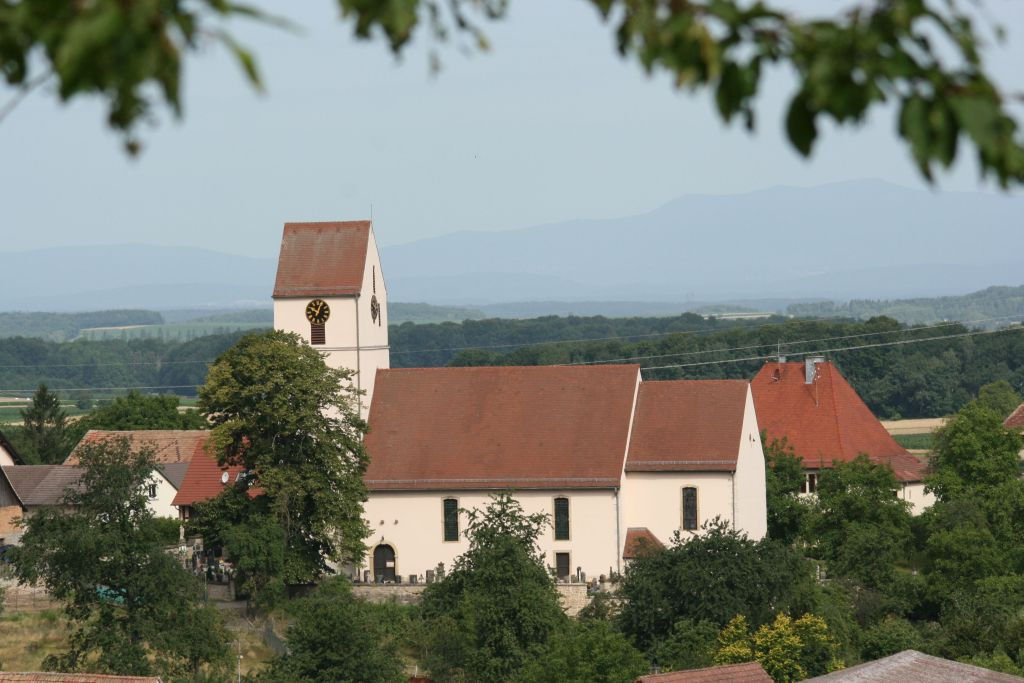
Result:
[627, 380, 748, 472]
[623, 527, 666, 559]
[364, 365, 641, 490]
[1005, 403, 1024, 431]
[66, 430, 209, 465]
[636, 661, 772, 682]
[272, 221, 371, 298]
[170, 445, 247, 508]
[751, 361, 923, 482]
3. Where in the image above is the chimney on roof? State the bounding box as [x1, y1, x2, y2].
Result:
[778, 356, 786, 364]
[804, 356, 825, 384]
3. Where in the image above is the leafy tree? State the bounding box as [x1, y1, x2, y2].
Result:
[928, 401, 1023, 500]
[647, 619, 719, 673]
[938, 575, 1024, 665]
[807, 455, 912, 589]
[977, 380, 1023, 418]
[860, 616, 923, 660]
[260, 578, 405, 683]
[68, 390, 207, 444]
[763, 435, 809, 544]
[16, 383, 71, 464]
[194, 330, 370, 602]
[419, 493, 567, 682]
[8, 437, 229, 677]
[518, 619, 649, 683]
[616, 519, 812, 650]
[715, 613, 842, 682]
[4, 0, 1024, 188]
[959, 651, 1024, 677]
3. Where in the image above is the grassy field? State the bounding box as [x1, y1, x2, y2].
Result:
[893, 433, 935, 451]
[0, 607, 276, 675]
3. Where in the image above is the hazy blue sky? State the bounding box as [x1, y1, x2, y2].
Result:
[2, 1, 1023, 256]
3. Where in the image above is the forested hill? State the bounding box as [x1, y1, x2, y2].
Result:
[390, 313, 789, 368]
[450, 316, 1024, 420]
[787, 285, 1024, 326]
[2, 314, 1023, 419]
[0, 310, 164, 342]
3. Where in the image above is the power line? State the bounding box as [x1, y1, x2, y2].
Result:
[566, 316, 1023, 366]
[638, 325, 1024, 373]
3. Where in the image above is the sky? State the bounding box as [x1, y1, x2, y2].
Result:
[2, 1, 1023, 257]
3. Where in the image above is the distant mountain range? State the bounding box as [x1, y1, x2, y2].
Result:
[1, 180, 1021, 312]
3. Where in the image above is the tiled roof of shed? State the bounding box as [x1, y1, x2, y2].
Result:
[636, 661, 772, 682]
[623, 527, 665, 559]
[364, 365, 641, 490]
[627, 380, 748, 472]
[805, 649, 1023, 681]
[2, 466, 83, 506]
[1005, 403, 1024, 430]
[272, 221, 371, 298]
[66, 430, 208, 465]
[751, 361, 922, 482]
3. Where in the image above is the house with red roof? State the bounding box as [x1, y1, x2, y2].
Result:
[751, 358, 933, 514]
[1005, 403, 1024, 459]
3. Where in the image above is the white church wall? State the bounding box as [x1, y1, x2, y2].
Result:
[360, 489, 620, 581]
[620, 471, 736, 549]
[900, 482, 935, 515]
[733, 386, 768, 540]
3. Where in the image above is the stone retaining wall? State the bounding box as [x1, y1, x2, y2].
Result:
[350, 582, 592, 616]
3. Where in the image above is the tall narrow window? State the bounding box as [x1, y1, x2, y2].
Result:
[800, 472, 818, 494]
[443, 498, 459, 542]
[555, 552, 571, 581]
[554, 497, 570, 540]
[682, 487, 698, 531]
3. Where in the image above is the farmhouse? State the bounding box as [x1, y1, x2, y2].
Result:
[751, 358, 934, 514]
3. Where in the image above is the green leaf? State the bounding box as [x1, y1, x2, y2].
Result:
[785, 93, 817, 156]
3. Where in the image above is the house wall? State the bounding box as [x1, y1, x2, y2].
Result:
[620, 471, 736, 548]
[0, 505, 23, 544]
[273, 229, 389, 417]
[0, 444, 17, 467]
[733, 386, 768, 540]
[360, 489, 620, 580]
[147, 471, 180, 519]
[900, 482, 935, 515]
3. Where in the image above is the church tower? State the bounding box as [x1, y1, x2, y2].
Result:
[272, 221, 390, 417]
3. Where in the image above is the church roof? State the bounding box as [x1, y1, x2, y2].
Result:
[627, 380, 749, 472]
[66, 430, 208, 465]
[364, 365, 641, 490]
[751, 361, 924, 482]
[272, 221, 371, 298]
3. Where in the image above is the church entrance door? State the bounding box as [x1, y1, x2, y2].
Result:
[373, 544, 396, 583]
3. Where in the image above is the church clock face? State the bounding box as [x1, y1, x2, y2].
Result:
[305, 299, 330, 324]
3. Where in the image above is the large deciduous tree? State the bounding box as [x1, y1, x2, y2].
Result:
[763, 434, 810, 545]
[807, 455, 912, 590]
[616, 519, 813, 652]
[9, 437, 229, 677]
[2, 1, 1022, 187]
[194, 330, 370, 603]
[419, 493, 567, 682]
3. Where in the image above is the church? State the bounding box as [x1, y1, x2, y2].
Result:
[272, 221, 768, 582]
